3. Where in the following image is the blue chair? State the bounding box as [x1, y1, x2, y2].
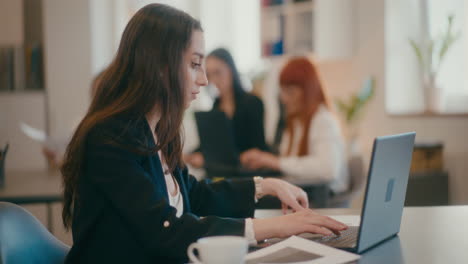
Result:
[0, 202, 70, 264]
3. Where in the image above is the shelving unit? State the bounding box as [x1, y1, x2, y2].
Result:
[260, 0, 355, 60]
[0, 0, 44, 93]
[0, 0, 47, 171]
[1, 0, 94, 171]
[260, 0, 315, 56]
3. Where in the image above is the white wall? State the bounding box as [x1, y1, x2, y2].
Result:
[89, 0, 130, 74]
[199, 0, 261, 74]
[314, 0, 355, 60]
[43, 0, 93, 140]
[90, 0, 116, 74]
[385, 0, 425, 114]
[0, 93, 47, 170]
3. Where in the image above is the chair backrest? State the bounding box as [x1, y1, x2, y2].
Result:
[328, 155, 365, 207]
[0, 202, 70, 264]
[348, 155, 365, 195]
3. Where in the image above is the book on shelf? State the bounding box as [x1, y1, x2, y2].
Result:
[0, 47, 15, 91]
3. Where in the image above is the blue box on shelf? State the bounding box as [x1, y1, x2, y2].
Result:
[271, 39, 284, 55]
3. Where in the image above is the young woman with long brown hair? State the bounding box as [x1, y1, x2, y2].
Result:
[241, 57, 349, 195]
[61, 5, 347, 263]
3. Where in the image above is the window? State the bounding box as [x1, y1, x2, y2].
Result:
[385, 0, 468, 114]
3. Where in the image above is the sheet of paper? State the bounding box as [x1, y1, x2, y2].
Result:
[19, 122, 67, 151]
[246, 236, 360, 264]
[20, 122, 47, 143]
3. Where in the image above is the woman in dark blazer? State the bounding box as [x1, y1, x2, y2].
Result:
[185, 48, 269, 168]
[61, 4, 347, 264]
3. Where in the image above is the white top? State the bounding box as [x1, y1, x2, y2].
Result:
[160, 153, 256, 243]
[279, 105, 349, 193]
[164, 170, 184, 218]
[159, 151, 184, 218]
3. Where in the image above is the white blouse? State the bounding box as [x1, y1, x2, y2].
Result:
[279, 105, 349, 193]
[159, 152, 184, 218]
[164, 171, 184, 218]
[160, 154, 256, 243]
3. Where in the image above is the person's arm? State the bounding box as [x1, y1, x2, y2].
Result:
[85, 139, 247, 261]
[246, 96, 269, 151]
[279, 140, 337, 182]
[279, 112, 346, 183]
[182, 168, 256, 218]
[183, 152, 204, 168]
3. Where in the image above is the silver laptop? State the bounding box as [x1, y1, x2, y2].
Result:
[254, 132, 415, 254]
[312, 132, 416, 253]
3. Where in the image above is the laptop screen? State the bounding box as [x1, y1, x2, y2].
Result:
[194, 111, 241, 167]
[356, 132, 415, 253]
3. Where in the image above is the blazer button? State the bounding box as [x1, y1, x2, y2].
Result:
[163, 221, 170, 228]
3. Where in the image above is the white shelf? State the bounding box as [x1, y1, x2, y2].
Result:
[284, 1, 314, 15]
[260, 0, 355, 60]
[262, 3, 284, 14]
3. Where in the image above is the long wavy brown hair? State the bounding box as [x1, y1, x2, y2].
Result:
[61, 4, 202, 229]
[279, 57, 330, 157]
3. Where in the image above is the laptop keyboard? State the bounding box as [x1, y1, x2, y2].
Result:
[312, 226, 359, 248]
[249, 226, 360, 253]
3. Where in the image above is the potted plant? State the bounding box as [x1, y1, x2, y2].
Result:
[409, 14, 460, 113]
[335, 77, 375, 155]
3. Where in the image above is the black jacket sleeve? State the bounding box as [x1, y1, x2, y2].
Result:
[245, 95, 269, 151]
[181, 167, 256, 218]
[85, 139, 251, 261]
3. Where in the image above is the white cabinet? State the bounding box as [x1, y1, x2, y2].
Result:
[260, 0, 355, 60]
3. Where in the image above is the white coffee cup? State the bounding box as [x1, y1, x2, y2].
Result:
[187, 236, 248, 264]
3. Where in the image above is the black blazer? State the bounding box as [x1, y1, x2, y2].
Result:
[65, 116, 256, 264]
[212, 93, 269, 152]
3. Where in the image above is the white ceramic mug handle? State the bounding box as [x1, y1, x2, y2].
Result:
[187, 242, 202, 264]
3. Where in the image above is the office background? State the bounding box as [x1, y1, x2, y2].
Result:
[1, 0, 467, 245]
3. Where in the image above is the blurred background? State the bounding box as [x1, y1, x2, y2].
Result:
[1, 0, 467, 244]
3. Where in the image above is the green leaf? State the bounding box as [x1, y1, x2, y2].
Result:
[439, 33, 460, 63]
[437, 14, 460, 70]
[409, 38, 425, 67]
[335, 77, 376, 124]
[335, 99, 349, 113]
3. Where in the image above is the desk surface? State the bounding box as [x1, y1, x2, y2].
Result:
[0, 170, 62, 203]
[3, 171, 468, 263]
[0, 169, 319, 202]
[256, 206, 468, 264]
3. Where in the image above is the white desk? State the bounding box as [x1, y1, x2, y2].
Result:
[256, 206, 468, 264]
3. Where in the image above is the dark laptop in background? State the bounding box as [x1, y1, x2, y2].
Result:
[194, 111, 281, 178]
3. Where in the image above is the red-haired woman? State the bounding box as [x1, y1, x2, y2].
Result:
[241, 57, 349, 195]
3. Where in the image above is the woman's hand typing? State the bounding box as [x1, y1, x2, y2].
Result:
[252, 209, 348, 241]
[260, 178, 309, 214]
